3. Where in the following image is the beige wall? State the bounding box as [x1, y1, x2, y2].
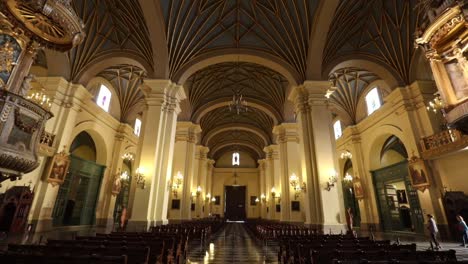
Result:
[431, 150, 468, 193]
[210, 168, 261, 219]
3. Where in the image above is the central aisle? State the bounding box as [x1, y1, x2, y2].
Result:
[187, 223, 278, 263]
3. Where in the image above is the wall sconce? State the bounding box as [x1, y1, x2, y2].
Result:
[196, 186, 202, 197]
[260, 193, 266, 203]
[169, 171, 183, 198]
[289, 173, 306, 199]
[255, 197, 260, 204]
[211, 197, 216, 203]
[325, 170, 338, 191]
[343, 173, 353, 183]
[206, 193, 211, 202]
[340, 150, 352, 160]
[135, 167, 146, 189]
[191, 191, 197, 201]
[121, 153, 135, 161]
[271, 187, 281, 203]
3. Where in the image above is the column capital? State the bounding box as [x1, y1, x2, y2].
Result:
[263, 144, 279, 160]
[142, 79, 186, 113]
[288, 81, 331, 112]
[195, 145, 210, 160]
[176, 122, 201, 143]
[207, 159, 216, 166]
[258, 159, 266, 170]
[272, 123, 299, 144]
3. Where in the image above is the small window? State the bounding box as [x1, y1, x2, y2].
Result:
[365, 88, 381, 115]
[333, 120, 342, 139]
[134, 118, 142, 137]
[96, 84, 112, 112]
[232, 152, 240, 166]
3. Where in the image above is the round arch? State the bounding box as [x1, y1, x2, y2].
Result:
[193, 97, 281, 125]
[70, 122, 110, 166]
[211, 142, 263, 160]
[366, 125, 411, 171]
[174, 50, 300, 86]
[75, 51, 152, 86]
[324, 56, 403, 89]
[203, 124, 270, 147]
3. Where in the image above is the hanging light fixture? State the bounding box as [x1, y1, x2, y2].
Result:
[228, 61, 248, 114]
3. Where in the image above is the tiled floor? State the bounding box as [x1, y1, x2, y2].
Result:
[187, 224, 468, 263]
[187, 223, 279, 264]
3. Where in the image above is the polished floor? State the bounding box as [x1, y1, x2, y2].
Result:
[187, 223, 279, 264]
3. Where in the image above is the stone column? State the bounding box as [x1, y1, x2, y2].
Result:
[258, 159, 267, 219]
[206, 159, 215, 215]
[29, 78, 91, 232]
[289, 81, 345, 231]
[264, 145, 279, 220]
[128, 80, 185, 230]
[194, 146, 209, 218]
[273, 123, 303, 223]
[170, 122, 200, 220]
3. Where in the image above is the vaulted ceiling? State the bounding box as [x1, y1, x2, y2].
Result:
[54, 0, 433, 164]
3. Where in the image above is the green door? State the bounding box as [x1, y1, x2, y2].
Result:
[371, 161, 424, 234]
[52, 155, 105, 226]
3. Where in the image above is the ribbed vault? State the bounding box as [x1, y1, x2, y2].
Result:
[323, 0, 425, 84]
[186, 62, 288, 120]
[69, 0, 153, 82]
[98, 65, 146, 124]
[328, 67, 380, 124]
[161, 0, 318, 81]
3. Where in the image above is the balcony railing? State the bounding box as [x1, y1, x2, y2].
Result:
[420, 129, 468, 159]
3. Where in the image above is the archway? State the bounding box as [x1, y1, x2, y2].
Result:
[341, 159, 361, 228]
[113, 159, 132, 229]
[52, 131, 106, 226]
[370, 135, 424, 234]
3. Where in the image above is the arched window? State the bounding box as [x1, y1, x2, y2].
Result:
[333, 120, 342, 139]
[134, 118, 142, 137]
[96, 84, 112, 112]
[232, 152, 240, 166]
[365, 87, 382, 115]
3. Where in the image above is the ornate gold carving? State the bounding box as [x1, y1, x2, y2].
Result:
[0, 40, 15, 72]
[420, 129, 468, 159]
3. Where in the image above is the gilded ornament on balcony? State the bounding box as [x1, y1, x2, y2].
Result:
[0, 40, 14, 72]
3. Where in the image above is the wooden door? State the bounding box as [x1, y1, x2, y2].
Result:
[225, 186, 246, 221]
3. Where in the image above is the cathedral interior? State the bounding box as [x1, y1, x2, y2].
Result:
[0, 0, 468, 263]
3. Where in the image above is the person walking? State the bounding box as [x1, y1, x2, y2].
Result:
[427, 214, 441, 250]
[456, 215, 468, 248]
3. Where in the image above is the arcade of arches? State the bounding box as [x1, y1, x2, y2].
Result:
[1, 0, 468, 246]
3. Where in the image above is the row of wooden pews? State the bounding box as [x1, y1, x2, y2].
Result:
[0, 219, 224, 264]
[246, 220, 468, 264]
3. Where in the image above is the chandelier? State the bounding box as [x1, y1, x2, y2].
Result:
[228, 91, 248, 114]
[27, 89, 52, 110]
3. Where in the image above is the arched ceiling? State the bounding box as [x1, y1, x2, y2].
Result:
[199, 107, 275, 161]
[68, 0, 153, 82]
[161, 0, 318, 81]
[97, 65, 146, 124]
[323, 0, 425, 85]
[186, 62, 288, 120]
[328, 67, 380, 124]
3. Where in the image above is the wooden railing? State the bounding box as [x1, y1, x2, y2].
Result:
[420, 129, 468, 159]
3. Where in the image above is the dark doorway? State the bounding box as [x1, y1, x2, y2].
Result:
[0, 203, 16, 231]
[225, 186, 246, 221]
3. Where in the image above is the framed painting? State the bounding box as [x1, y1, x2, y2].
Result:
[250, 196, 257, 206]
[353, 181, 364, 199]
[408, 156, 430, 191]
[291, 201, 300, 211]
[396, 190, 408, 204]
[171, 199, 180, 210]
[46, 151, 70, 186]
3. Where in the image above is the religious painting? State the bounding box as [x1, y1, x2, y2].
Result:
[276, 204, 281, 212]
[291, 201, 300, 211]
[408, 156, 430, 191]
[353, 181, 364, 199]
[46, 151, 70, 186]
[111, 176, 122, 196]
[191, 203, 195, 211]
[214, 195, 221, 205]
[396, 190, 408, 204]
